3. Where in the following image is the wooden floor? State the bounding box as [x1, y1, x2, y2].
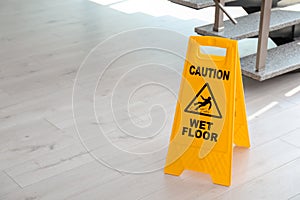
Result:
[1, 0, 300, 199]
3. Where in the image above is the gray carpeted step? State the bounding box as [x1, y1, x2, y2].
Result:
[240, 40, 300, 81]
[195, 9, 300, 40]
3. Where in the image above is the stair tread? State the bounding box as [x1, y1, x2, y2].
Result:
[169, 0, 235, 9]
[241, 40, 300, 81]
[195, 9, 300, 39]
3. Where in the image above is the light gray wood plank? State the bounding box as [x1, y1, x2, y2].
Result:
[0, 87, 75, 129]
[248, 104, 300, 147]
[213, 158, 300, 200]
[0, 89, 11, 108]
[2, 161, 121, 200]
[290, 193, 300, 200]
[245, 94, 295, 122]
[66, 170, 183, 200]
[281, 128, 300, 148]
[243, 72, 300, 102]
[0, 119, 76, 170]
[0, 171, 21, 197]
[4, 143, 94, 187]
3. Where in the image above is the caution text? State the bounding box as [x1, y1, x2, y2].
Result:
[189, 65, 230, 81]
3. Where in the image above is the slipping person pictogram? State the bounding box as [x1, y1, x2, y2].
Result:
[184, 83, 222, 119]
[194, 96, 212, 110]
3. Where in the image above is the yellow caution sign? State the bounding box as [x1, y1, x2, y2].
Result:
[164, 36, 250, 186]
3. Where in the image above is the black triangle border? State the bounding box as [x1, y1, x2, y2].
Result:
[184, 83, 222, 119]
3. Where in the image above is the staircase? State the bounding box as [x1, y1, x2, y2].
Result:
[195, 10, 300, 39]
[170, 0, 300, 81]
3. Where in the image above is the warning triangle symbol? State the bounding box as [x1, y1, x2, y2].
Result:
[184, 83, 222, 119]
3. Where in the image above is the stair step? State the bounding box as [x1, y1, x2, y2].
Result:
[195, 9, 300, 39]
[240, 40, 300, 81]
[169, 0, 235, 9]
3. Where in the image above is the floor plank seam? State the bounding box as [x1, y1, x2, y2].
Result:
[2, 170, 23, 189]
[18, 160, 96, 190]
[288, 192, 300, 200]
[43, 118, 62, 131]
[248, 127, 300, 150]
[11, 158, 96, 190]
[0, 37, 100, 66]
[212, 156, 300, 200]
[63, 171, 126, 199]
[136, 172, 198, 200]
[279, 138, 300, 149]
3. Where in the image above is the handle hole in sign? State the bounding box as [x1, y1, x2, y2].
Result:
[200, 46, 227, 57]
